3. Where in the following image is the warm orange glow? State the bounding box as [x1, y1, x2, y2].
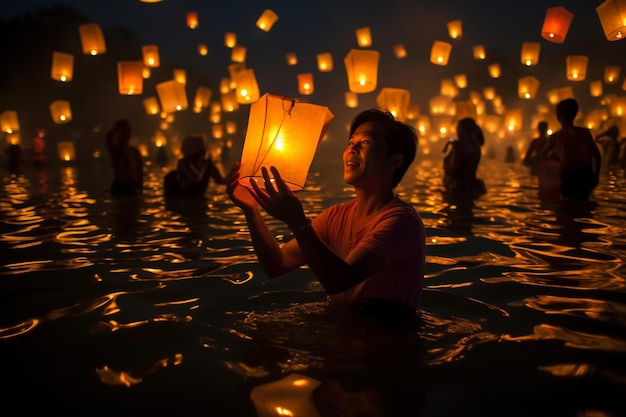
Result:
[186, 12, 198, 29]
[393, 43, 407, 59]
[316, 52, 333, 72]
[231, 45, 246, 63]
[589, 80, 603, 97]
[541, 6, 574, 43]
[447, 19, 462, 39]
[343, 49, 379, 93]
[345, 91, 358, 108]
[256, 9, 278, 32]
[0, 110, 19, 133]
[297, 73, 314, 95]
[233, 69, 260, 103]
[285, 52, 297, 66]
[141, 45, 160, 67]
[51, 51, 74, 82]
[430, 40, 452, 66]
[596, 0, 626, 41]
[355, 27, 372, 47]
[224, 32, 236, 48]
[566, 55, 589, 81]
[376, 87, 410, 121]
[156, 80, 188, 113]
[454, 74, 467, 89]
[117, 61, 143, 95]
[78, 23, 106, 55]
[488, 63, 501, 78]
[472, 45, 486, 60]
[193, 86, 212, 110]
[49, 100, 72, 124]
[173, 69, 186, 85]
[604, 65, 621, 83]
[518, 76, 540, 99]
[57, 141, 75, 161]
[520, 41, 540, 66]
[198, 43, 208, 56]
[143, 97, 160, 115]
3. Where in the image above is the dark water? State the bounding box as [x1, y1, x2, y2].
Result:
[1, 155, 625, 417]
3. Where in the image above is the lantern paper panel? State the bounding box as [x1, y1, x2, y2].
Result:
[173, 69, 187, 85]
[440, 79, 458, 98]
[221, 91, 239, 112]
[51, 52, 74, 82]
[198, 44, 208, 56]
[316, 53, 333, 72]
[57, 141, 75, 162]
[239, 93, 334, 191]
[505, 108, 523, 132]
[78, 23, 106, 55]
[541, 6, 574, 43]
[117, 61, 144, 95]
[344, 49, 380, 93]
[297, 73, 314, 95]
[226, 121, 237, 134]
[355, 27, 372, 47]
[455, 100, 477, 121]
[447, 19, 462, 39]
[376, 88, 410, 122]
[142, 45, 160, 67]
[488, 63, 501, 78]
[430, 41, 452, 66]
[429, 95, 453, 116]
[454, 74, 468, 89]
[566, 55, 589, 81]
[234, 69, 260, 104]
[520, 42, 541, 66]
[50, 100, 72, 124]
[596, 0, 626, 41]
[256, 9, 278, 32]
[0, 110, 19, 133]
[156, 80, 188, 113]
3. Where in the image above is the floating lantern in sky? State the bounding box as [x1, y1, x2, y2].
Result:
[546, 86, 574, 105]
[193, 86, 212, 111]
[355, 27, 372, 47]
[142, 66, 151, 79]
[596, 0, 626, 41]
[49, 100, 72, 123]
[407, 103, 421, 120]
[0, 110, 19, 133]
[233, 68, 260, 104]
[604, 65, 621, 83]
[344, 49, 379, 93]
[589, 80, 603, 97]
[186, 12, 198, 29]
[488, 63, 501, 78]
[447, 19, 462, 39]
[345, 91, 358, 108]
[520, 42, 540, 66]
[117, 61, 143, 95]
[518, 76, 540, 99]
[609, 96, 626, 116]
[440, 79, 458, 98]
[566, 55, 589, 81]
[212, 124, 224, 139]
[142, 45, 160, 67]
[225, 32, 236, 48]
[220, 77, 232, 94]
[483, 86, 496, 100]
[226, 121, 237, 134]
[504, 108, 523, 132]
[173, 69, 187, 85]
[541, 6, 574, 43]
[198, 44, 208, 56]
[454, 73, 467, 89]
[256, 9, 278, 31]
[238, 93, 334, 191]
[143, 97, 160, 115]
[51, 52, 74, 82]
[57, 141, 75, 162]
[430, 40, 452, 66]
[221, 91, 239, 112]
[316, 53, 333, 72]
[429, 95, 453, 115]
[156, 80, 188, 112]
[285, 52, 298, 66]
[231, 45, 246, 63]
[472, 45, 486, 60]
[78, 23, 106, 55]
[297, 73, 314, 95]
[392, 43, 407, 59]
[376, 87, 410, 121]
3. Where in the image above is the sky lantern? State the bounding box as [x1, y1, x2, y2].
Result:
[142, 66, 151, 79]
[250, 373, 321, 417]
[518, 76, 540, 99]
[488, 63, 501, 78]
[256, 9, 278, 31]
[596, 0, 626, 41]
[430, 41, 452, 66]
[407, 103, 421, 120]
[285, 52, 298, 66]
[117, 61, 143, 95]
[393, 44, 407, 59]
[173, 69, 187, 85]
[440, 79, 458, 97]
[193, 86, 212, 111]
[57, 141, 75, 162]
[344, 49, 379, 93]
[233, 68, 260, 104]
[198, 43, 208, 56]
[546, 86, 574, 105]
[376, 87, 410, 121]
[541, 6, 574, 43]
[226, 121, 237, 134]
[472, 45, 486, 60]
[238, 93, 334, 191]
[355, 27, 372, 47]
[447, 19, 462, 39]
[416, 115, 431, 137]
[454, 74, 467, 89]
[78, 23, 105, 55]
[50, 52, 74, 82]
[431, 114, 453, 138]
[609, 96, 626, 116]
[566, 55, 589, 81]
[504, 108, 523, 132]
[297, 73, 314, 95]
[0, 110, 19, 133]
[156, 80, 188, 112]
[142, 45, 160, 67]
[49, 100, 72, 123]
[520, 42, 540, 66]
[590, 80, 603, 97]
[212, 124, 224, 139]
[186, 12, 198, 29]
[221, 91, 239, 112]
[228, 62, 245, 82]
[143, 96, 160, 115]
[429, 95, 453, 115]
[604, 65, 621, 83]
[231, 45, 246, 63]
[224, 32, 236, 48]
[316, 53, 333, 72]
[345, 91, 358, 108]
[483, 86, 496, 100]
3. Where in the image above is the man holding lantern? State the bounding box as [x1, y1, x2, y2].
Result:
[227, 109, 424, 322]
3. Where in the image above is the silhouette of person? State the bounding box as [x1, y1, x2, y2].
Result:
[5, 142, 22, 175]
[31, 128, 45, 169]
[443, 117, 486, 197]
[105, 119, 144, 197]
[595, 124, 621, 168]
[522, 121, 550, 175]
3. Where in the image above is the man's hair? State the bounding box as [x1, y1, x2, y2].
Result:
[556, 98, 579, 122]
[349, 109, 418, 188]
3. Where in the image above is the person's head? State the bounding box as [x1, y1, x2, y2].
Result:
[456, 117, 484, 146]
[537, 121, 548, 135]
[181, 134, 206, 158]
[112, 119, 131, 143]
[556, 98, 579, 124]
[347, 109, 417, 188]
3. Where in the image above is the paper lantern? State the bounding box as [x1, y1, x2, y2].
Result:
[345, 91, 358, 108]
[228, 63, 245, 84]
[297, 73, 314, 95]
[256, 9, 278, 31]
[49, 100, 72, 124]
[590, 80, 604, 97]
[226, 121, 237, 134]
[518, 76, 540, 99]
[429, 95, 453, 115]
[609, 96, 626, 117]
[221, 91, 239, 112]
[51, 52, 74, 82]
[416, 115, 431, 137]
[355, 27, 372, 47]
[198, 44, 208, 56]
[566, 55, 589, 81]
[376, 88, 410, 122]
[117, 61, 143, 95]
[231, 45, 246, 63]
[186, 12, 198, 29]
[239, 93, 334, 191]
[483, 87, 496, 100]
[225, 32, 236, 48]
[220, 78, 232, 94]
[488, 63, 501, 78]
[596, 0, 626, 41]
[430, 40, 452, 66]
[193, 86, 212, 111]
[234, 69, 260, 104]
[454, 74, 467, 89]
[440, 79, 458, 97]
[546, 87, 574, 105]
[604, 66, 621, 83]
[447, 19, 462, 39]
[57, 141, 75, 162]
[143, 97, 160, 115]
[432, 114, 453, 137]
[393, 44, 407, 59]
[316, 53, 333, 72]
[504, 108, 523, 132]
[541, 6, 574, 43]
[473, 45, 486, 60]
[141, 45, 160, 67]
[520, 42, 540, 66]
[78, 23, 106, 55]
[343, 49, 379, 93]
[407, 103, 421, 120]
[285, 52, 298, 66]
[212, 124, 224, 139]
[0, 110, 19, 133]
[156, 80, 188, 113]
[142, 66, 151, 79]
[250, 373, 321, 417]
[209, 111, 221, 124]
[173, 69, 186, 85]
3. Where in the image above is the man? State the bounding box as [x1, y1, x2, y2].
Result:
[227, 109, 425, 321]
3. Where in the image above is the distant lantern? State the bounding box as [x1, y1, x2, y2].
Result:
[187, 12, 198, 29]
[142, 66, 151, 79]
[173, 69, 187, 85]
[212, 124, 224, 139]
[609, 96, 626, 117]
[220, 77, 232, 94]
[117, 61, 143, 95]
[229, 62, 245, 81]
[604, 65, 621, 83]
[142, 45, 160, 67]
[429, 95, 453, 116]
[416, 115, 431, 137]
[51, 51, 74, 82]
[472, 45, 486, 60]
[520, 42, 541, 66]
[518, 76, 540, 99]
[225, 32, 237, 48]
[198, 43, 208, 56]
[256, 9, 278, 31]
[430, 40, 452, 66]
[193, 86, 213, 111]
[504, 108, 523, 132]
[221, 91, 239, 112]
[392, 44, 407, 59]
[78, 23, 106, 55]
[345, 91, 359, 108]
[143, 96, 160, 115]
[566, 55, 589, 81]
[355, 27, 372, 47]
[57, 141, 75, 162]
[234, 68, 260, 104]
[344, 49, 380, 93]
[541, 6, 574, 43]
[156, 80, 188, 113]
[546, 86, 574, 105]
[590, 80, 604, 97]
[231, 45, 247, 63]
[432, 115, 453, 138]
[440, 79, 458, 97]
[226, 121, 237, 134]
[454, 74, 467, 89]
[376, 88, 410, 122]
[210, 111, 221, 124]
[316, 53, 333, 72]
[488, 63, 501, 78]
[596, 0, 626, 41]
[0, 110, 19, 133]
[447, 19, 462, 39]
[238, 93, 334, 191]
[297, 73, 314, 95]
[407, 103, 421, 120]
[483, 86, 496, 100]
[285, 52, 298, 66]
[49, 100, 72, 124]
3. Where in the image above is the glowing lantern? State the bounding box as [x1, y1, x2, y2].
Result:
[590, 80, 603, 97]
[488, 63, 501, 78]
[233, 68, 260, 104]
[518, 76, 540, 99]
[609, 96, 626, 116]
[455, 100, 477, 120]
[51, 52, 74, 82]
[285, 53, 298, 66]
[605, 66, 621, 83]
[142, 45, 160, 67]
[231, 45, 246, 63]
[407, 103, 421, 120]
[393, 44, 407, 59]
[429, 95, 453, 115]
[212, 124, 224, 139]
[198, 44, 208, 56]
[221, 91, 239, 112]
[432, 115, 453, 138]
[541, 6, 574, 43]
[546, 86, 574, 105]
[473, 45, 486, 60]
[376, 88, 410, 122]
[210, 111, 221, 124]
[225, 32, 236, 48]
[57, 141, 75, 162]
[78, 23, 105, 55]
[566, 55, 589, 81]
[440, 79, 458, 97]
[355, 27, 372, 47]
[239, 93, 334, 191]
[117, 61, 143, 95]
[142, 66, 151, 79]
[343, 49, 380, 93]
[226, 121, 237, 134]
[345, 91, 358, 108]
[156, 80, 188, 113]
[447, 19, 462, 39]
[173, 69, 186, 85]
[504, 108, 523, 132]
[250, 373, 321, 417]
[193, 86, 212, 111]
[416, 115, 431, 137]
[0, 110, 19, 133]
[454, 74, 467, 89]
[316, 53, 333, 72]
[430, 40, 452, 66]
[596, 0, 626, 41]
[143, 96, 160, 115]
[49, 100, 72, 124]
[220, 78, 232, 94]
[297, 73, 314, 95]
[186, 12, 198, 29]
[256, 9, 278, 32]
[520, 42, 540, 66]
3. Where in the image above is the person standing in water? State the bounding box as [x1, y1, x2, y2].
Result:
[105, 119, 144, 197]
